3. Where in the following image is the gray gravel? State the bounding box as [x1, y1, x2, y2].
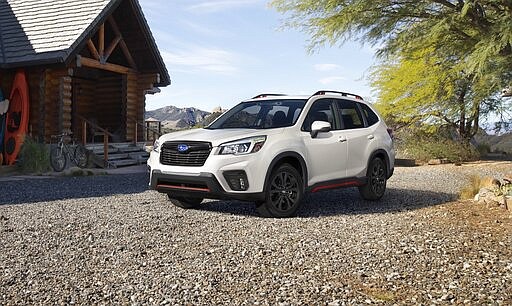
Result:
[1, 162, 511, 305]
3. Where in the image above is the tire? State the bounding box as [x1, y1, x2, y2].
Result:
[257, 163, 304, 218]
[50, 146, 67, 172]
[359, 157, 387, 200]
[73, 145, 89, 168]
[168, 195, 203, 209]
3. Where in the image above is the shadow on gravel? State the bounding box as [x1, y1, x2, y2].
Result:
[201, 187, 455, 217]
[0, 173, 149, 205]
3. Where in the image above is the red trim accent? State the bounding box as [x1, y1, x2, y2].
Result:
[157, 184, 210, 192]
[311, 180, 362, 193]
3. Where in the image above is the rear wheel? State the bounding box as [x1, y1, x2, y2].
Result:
[257, 163, 304, 218]
[359, 157, 387, 200]
[167, 195, 203, 209]
[50, 146, 66, 172]
[73, 145, 89, 168]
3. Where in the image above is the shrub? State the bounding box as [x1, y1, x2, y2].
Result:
[476, 143, 491, 155]
[18, 137, 50, 174]
[395, 127, 480, 162]
[459, 175, 503, 200]
[459, 175, 482, 200]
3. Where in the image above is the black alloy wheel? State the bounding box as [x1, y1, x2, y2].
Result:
[257, 163, 304, 218]
[359, 157, 387, 200]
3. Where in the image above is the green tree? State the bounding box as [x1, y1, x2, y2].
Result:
[371, 47, 504, 140]
[271, 0, 512, 135]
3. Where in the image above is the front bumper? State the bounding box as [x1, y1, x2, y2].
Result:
[149, 170, 265, 202]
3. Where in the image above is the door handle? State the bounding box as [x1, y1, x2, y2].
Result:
[367, 135, 375, 140]
[338, 137, 347, 143]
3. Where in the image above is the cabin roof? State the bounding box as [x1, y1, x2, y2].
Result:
[0, 0, 170, 86]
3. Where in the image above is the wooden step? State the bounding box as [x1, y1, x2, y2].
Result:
[109, 159, 139, 167]
[86, 142, 150, 169]
[104, 153, 130, 161]
[118, 146, 145, 153]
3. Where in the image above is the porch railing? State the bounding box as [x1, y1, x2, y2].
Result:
[77, 115, 115, 166]
[126, 116, 162, 144]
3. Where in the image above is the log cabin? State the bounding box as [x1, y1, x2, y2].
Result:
[0, 0, 170, 151]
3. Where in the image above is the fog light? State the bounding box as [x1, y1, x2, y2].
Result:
[223, 171, 249, 191]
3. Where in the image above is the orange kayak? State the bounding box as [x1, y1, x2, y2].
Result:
[4, 70, 29, 165]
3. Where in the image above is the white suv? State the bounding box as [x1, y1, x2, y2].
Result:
[148, 91, 395, 217]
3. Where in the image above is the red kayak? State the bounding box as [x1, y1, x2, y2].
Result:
[4, 70, 29, 165]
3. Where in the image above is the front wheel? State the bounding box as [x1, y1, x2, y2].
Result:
[359, 157, 387, 200]
[50, 146, 66, 172]
[73, 145, 89, 168]
[168, 195, 203, 209]
[257, 163, 304, 218]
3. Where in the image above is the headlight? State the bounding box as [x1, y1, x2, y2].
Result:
[219, 136, 266, 155]
[153, 139, 160, 153]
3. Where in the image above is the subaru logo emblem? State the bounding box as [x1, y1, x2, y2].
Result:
[177, 144, 189, 153]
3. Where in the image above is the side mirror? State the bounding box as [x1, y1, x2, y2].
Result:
[310, 121, 331, 138]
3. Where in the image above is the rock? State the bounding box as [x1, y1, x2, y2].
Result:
[428, 159, 450, 165]
[2, 164, 512, 304]
[505, 196, 512, 211]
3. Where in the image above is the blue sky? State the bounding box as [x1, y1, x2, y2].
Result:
[140, 0, 378, 112]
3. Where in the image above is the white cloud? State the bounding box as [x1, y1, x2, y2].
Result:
[314, 64, 341, 72]
[318, 76, 348, 85]
[160, 47, 240, 75]
[187, 0, 263, 13]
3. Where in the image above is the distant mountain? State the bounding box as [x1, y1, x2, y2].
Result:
[145, 106, 210, 129]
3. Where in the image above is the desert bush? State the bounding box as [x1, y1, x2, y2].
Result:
[395, 127, 480, 162]
[18, 137, 50, 174]
[459, 176, 501, 200]
[476, 143, 491, 155]
[459, 175, 482, 200]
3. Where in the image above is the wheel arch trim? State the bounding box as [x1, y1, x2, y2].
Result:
[264, 151, 308, 190]
[368, 149, 392, 178]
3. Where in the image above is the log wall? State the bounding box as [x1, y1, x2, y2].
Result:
[96, 74, 123, 140]
[1, 67, 160, 144]
[43, 69, 72, 141]
[72, 77, 96, 141]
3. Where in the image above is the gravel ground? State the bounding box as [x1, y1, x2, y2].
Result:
[1, 162, 511, 305]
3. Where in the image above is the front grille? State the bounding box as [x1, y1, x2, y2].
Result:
[160, 141, 212, 167]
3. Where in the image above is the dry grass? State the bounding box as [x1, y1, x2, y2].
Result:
[459, 175, 499, 200]
[459, 175, 482, 200]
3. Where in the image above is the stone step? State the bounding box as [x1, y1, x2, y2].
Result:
[91, 148, 119, 155]
[85, 142, 149, 169]
[118, 146, 145, 153]
[104, 153, 130, 161]
[109, 159, 139, 168]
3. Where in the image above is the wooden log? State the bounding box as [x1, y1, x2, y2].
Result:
[87, 39, 100, 60]
[99, 24, 105, 59]
[77, 56, 135, 74]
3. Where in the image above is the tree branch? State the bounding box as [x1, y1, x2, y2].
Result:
[431, 0, 457, 9]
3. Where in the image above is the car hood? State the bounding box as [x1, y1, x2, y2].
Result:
[158, 128, 284, 147]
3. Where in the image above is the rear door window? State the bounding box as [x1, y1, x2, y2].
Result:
[336, 100, 365, 129]
[360, 103, 379, 126]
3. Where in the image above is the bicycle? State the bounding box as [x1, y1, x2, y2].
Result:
[49, 132, 89, 172]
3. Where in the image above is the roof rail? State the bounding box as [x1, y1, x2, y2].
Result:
[312, 90, 364, 100]
[252, 93, 287, 99]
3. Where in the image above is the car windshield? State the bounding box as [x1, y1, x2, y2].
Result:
[206, 99, 306, 130]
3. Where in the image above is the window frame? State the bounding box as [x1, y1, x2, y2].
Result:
[359, 102, 380, 127]
[334, 98, 366, 130]
[301, 98, 340, 132]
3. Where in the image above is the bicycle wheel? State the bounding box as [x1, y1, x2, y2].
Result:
[50, 146, 67, 172]
[73, 145, 89, 168]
